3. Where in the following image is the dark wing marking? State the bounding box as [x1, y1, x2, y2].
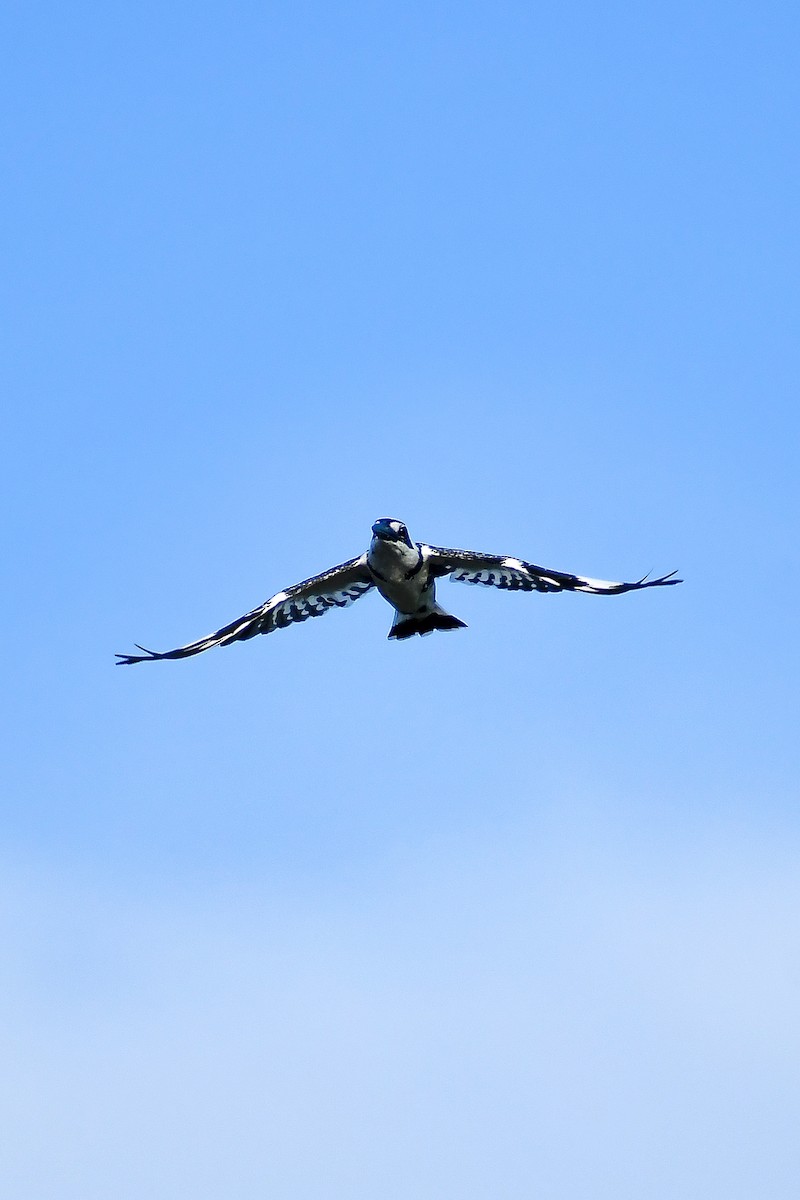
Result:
[116, 554, 374, 664]
[423, 545, 681, 595]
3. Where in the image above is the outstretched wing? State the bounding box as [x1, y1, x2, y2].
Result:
[116, 554, 374, 664]
[423, 545, 681, 595]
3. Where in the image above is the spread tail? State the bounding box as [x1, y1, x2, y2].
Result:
[388, 606, 467, 640]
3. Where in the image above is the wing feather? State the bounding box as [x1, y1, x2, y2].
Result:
[423, 545, 681, 596]
[116, 554, 374, 664]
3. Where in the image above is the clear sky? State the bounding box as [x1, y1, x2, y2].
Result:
[3, 2, 799, 1196]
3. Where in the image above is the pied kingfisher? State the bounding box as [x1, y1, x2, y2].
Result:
[116, 517, 680, 663]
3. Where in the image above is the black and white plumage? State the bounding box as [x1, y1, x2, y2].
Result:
[115, 517, 680, 663]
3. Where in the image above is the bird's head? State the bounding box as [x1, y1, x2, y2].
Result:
[371, 517, 412, 547]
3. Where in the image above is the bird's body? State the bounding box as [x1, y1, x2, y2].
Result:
[116, 518, 680, 664]
[365, 519, 466, 639]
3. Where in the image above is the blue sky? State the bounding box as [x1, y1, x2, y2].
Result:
[2, 3, 799, 1196]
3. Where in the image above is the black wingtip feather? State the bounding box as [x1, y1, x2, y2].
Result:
[629, 570, 682, 590]
[115, 645, 162, 664]
[650, 570, 682, 586]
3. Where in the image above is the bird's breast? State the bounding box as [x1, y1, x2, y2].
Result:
[367, 541, 428, 614]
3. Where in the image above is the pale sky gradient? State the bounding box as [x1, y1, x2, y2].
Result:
[2, 3, 799, 1197]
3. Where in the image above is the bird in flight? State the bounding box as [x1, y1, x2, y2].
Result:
[116, 517, 681, 664]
